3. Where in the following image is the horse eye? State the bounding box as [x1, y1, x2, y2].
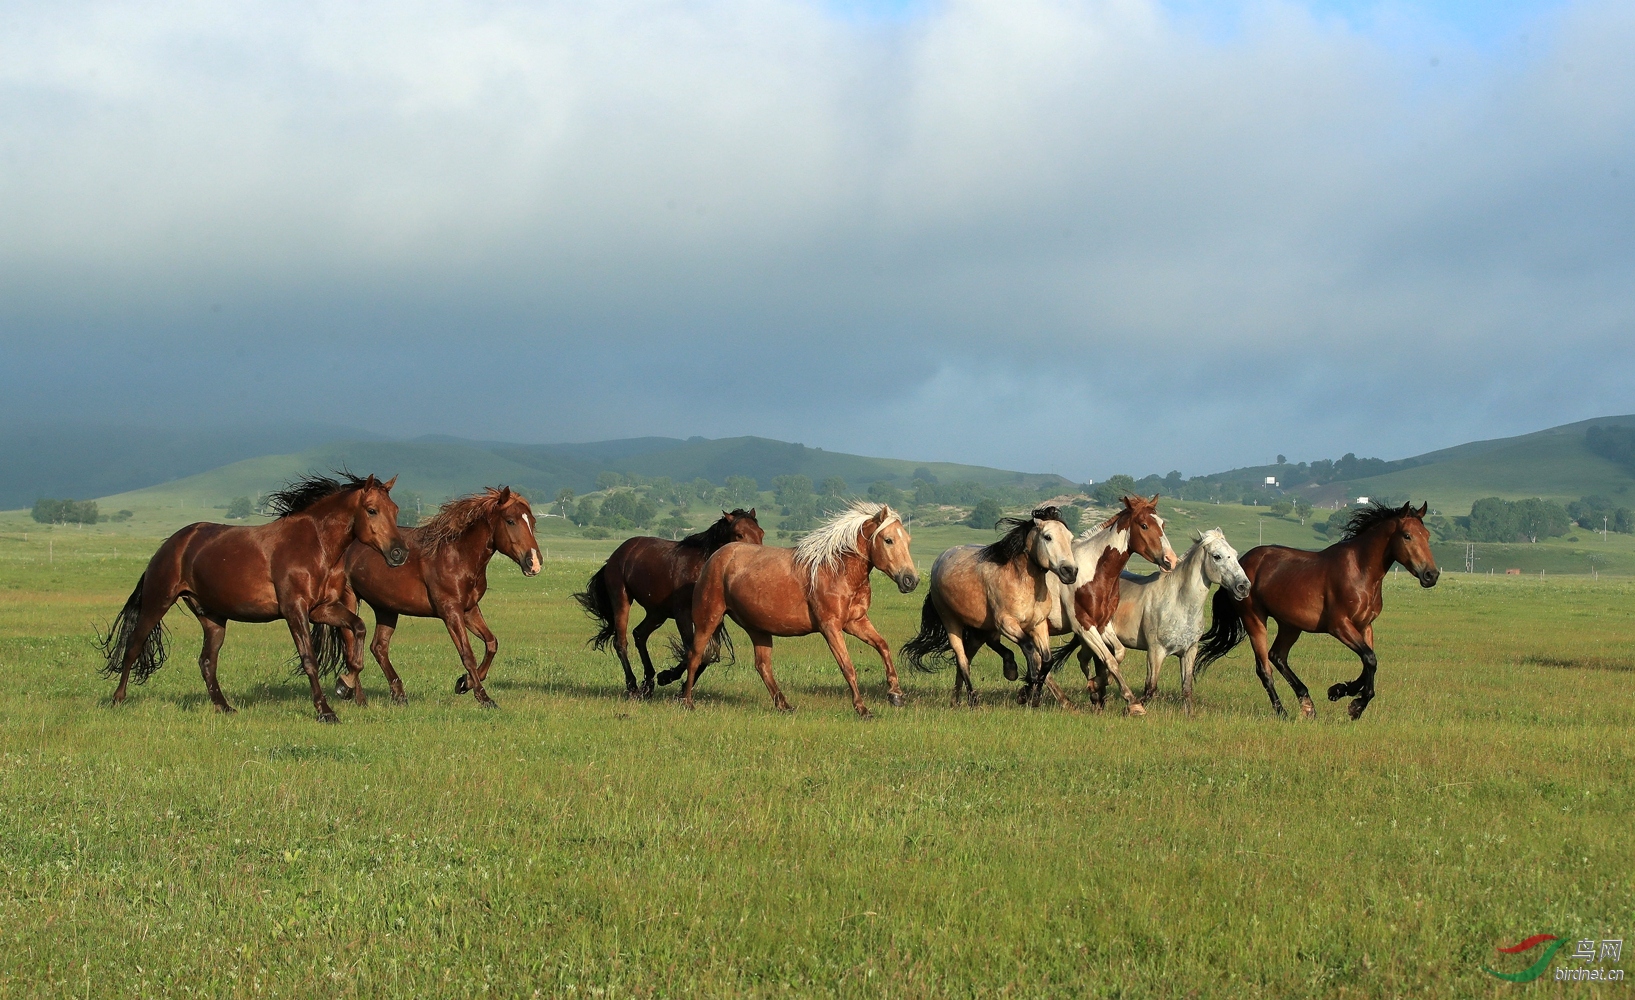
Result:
[507, 519, 516, 525]
[885, 537, 894, 544]
[367, 508, 378, 516]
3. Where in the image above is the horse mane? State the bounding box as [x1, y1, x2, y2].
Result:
[678, 509, 758, 552]
[794, 500, 901, 582]
[980, 506, 1064, 564]
[264, 472, 369, 518]
[1339, 500, 1421, 541]
[1087, 495, 1155, 537]
[418, 487, 517, 551]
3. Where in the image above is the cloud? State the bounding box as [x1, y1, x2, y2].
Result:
[2, 0, 1631, 479]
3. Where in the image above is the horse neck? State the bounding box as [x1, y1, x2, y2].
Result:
[298, 492, 362, 562]
[1170, 542, 1212, 596]
[455, 515, 500, 570]
[1336, 521, 1398, 588]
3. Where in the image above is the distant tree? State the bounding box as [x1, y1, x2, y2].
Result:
[1093, 475, 1138, 506]
[595, 471, 624, 491]
[1513, 498, 1570, 543]
[395, 491, 423, 526]
[555, 488, 575, 517]
[690, 478, 715, 500]
[1058, 506, 1083, 533]
[32, 498, 98, 524]
[868, 481, 905, 508]
[968, 498, 1004, 529]
[596, 490, 657, 530]
[647, 477, 677, 505]
[572, 496, 599, 527]
[724, 476, 760, 508]
[912, 467, 938, 485]
[1163, 471, 1184, 494]
[581, 525, 610, 539]
[111, 510, 133, 522]
[1294, 499, 1313, 523]
[1467, 497, 1515, 542]
[820, 476, 848, 497]
[31, 499, 62, 524]
[772, 474, 814, 507]
[226, 496, 253, 520]
[661, 507, 692, 539]
[1276, 454, 1286, 465]
[1617, 509, 1635, 534]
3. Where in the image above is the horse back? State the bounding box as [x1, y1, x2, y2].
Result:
[1241, 544, 1359, 631]
[169, 520, 288, 621]
[698, 543, 823, 637]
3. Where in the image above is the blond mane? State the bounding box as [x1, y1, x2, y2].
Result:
[793, 500, 901, 583]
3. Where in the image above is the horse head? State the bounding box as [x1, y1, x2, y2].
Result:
[1120, 494, 1176, 571]
[490, 487, 543, 577]
[865, 507, 919, 594]
[1199, 528, 1249, 599]
[1389, 501, 1440, 588]
[1027, 507, 1077, 585]
[724, 508, 765, 545]
[355, 475, 409, 567]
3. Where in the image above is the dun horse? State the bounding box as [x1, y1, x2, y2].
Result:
[335, 487, 541, 709]
[1053, 528, 1248, 714]
[1196, 501, 1440, 719]
[667, 501, 918, 717]
[575, 509, 763, 698]
[900, 507, 1077, 706]
[98, 473, 408, 722]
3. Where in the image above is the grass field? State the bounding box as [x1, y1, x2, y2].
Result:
[2, 524, 1633, 998]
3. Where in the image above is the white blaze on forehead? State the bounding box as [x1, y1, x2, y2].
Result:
[523, 512, 532, 529]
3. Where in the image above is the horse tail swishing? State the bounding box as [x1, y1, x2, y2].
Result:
[1194, 584, 1248, 677]
[574, 566, 620, 652]
[900, 595, 954, 672]
[97, 573, 169, 684]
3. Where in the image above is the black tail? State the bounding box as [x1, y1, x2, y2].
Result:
[289, 622, 349, 680]
[1047, 634, 1085, 673]
[1195, 585, 1247, 676]
[900, 595, 954, 672]
[573, 568, 618, 652]
[656, 622, 735, 686]
[97, 573, 167, 683]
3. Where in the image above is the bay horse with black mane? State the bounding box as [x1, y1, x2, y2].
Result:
[574, 509, 763, 699]
[1195, 500, 1440, 719]
[334, 487, 541, 709]
[669, 501, 918, 717]
[98, 473, 408, 722]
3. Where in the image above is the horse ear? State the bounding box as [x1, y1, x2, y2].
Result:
[1151, 493, 1161, 505]
[381, 476, 397, 491]
[871, 507, 889, 524]
[497, 486, 511, 502]
[1416, 501, 1428, 518]
[748, 507, 755, 517]
[722, 510, 732, 519]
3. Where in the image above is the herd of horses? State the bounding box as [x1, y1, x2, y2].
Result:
[98, 472, 1442, 723]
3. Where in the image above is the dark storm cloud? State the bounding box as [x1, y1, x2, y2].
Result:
[2, 0, 1631, 479]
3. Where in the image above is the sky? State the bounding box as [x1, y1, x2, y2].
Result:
[2, 0, 1631, 481]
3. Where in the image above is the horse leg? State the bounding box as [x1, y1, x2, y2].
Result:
[946, 625, 978, 708]
[1178, 643, 1199, 717]
[630, 609, 667, 700]
[311, 603, 370, 707]
[1268, 624, 1314, 719]
[984, 636, 1020, 682]
[1143, 645, 1165, 704]
[1096, 646, 1144, 716]
[466, 605, 499, 683]
[368, 610, 408, 704]
[1078, 645, 1105, 710]
[439, 606, 495, 709]
[111, 578, 179, 705]
[283, 606, 339, 723]
[843, 617, 905, 708]
[1243, 609, 1286, 717]
[333, 591, 365, 700]
[746, 628, 792, 713]
[1327, 622, 1379, 720]
[819, 623, 872, 718]
[679, 593, 728, 710]
[188, 602, 234, 713]
[606, 574, 641, 697]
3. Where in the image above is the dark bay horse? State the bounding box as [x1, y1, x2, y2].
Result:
[335, 487, 541, 709]
[99, 474, 408, 722]
[901, 507, 1077, 706]
[574, 509, 763, 698]
[1196, 501, 1440, 719]
[672, 502, 918, 717]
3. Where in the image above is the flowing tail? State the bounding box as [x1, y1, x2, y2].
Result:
[289, 622, 349, 680]
[656, 622, 734, 686]
[1047, 634, 1086, 673]
[97, 573, 168, 683]
[1194, 586, 1247, 676]
[899, 595, 954, 672]
[572, 568, 619, 651]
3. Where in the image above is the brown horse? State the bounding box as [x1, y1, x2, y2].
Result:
[1195, 501, 1440, 719]
[575, 509, 763, 698]
[900, 507, 1078, 706]
[333, 487, 542, 709]
[673, 501, 918, 717]
[98, 473, 408, 722]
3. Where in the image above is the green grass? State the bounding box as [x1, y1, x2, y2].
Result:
[1, 530, 1633, 998]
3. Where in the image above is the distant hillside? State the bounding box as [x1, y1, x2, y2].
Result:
[85, 435, 1072, 512]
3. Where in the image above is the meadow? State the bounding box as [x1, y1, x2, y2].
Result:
[1, 517, 1632, 998]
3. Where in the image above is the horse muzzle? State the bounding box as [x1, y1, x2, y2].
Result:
[519, 549, 542, 578]
[1418, 567, 1440, 588]
[1231, 581, 1250, 600]
[386, 545, 409, 568]
[1055, 565, 1077, 585]
[895, 569, 920, 594]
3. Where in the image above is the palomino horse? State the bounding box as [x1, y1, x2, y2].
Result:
[98, 474, 408, 722]
[670, 501, 918, 717]
[334, 487, 541, 709]
[575, 509, 763, 698]
[1052, 528, 1248, 714]
[1196, 501, 1440, 719]
[900, 507, 1077, 706]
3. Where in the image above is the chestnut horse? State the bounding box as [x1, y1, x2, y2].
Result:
[672, 501, 918, 717]
[334, 487, 541, 709]
[900, 507, 1078, 706]
[575, 509, 763, 699]
[1195, 501, 1440, 720]
[98, 473, 407, 722]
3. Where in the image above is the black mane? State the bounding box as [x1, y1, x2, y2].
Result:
[979, 506, 1064, 564]
[1339, 500, 1420, 541]
[678, 508, 758, 552]
[264, 472, 369, 518]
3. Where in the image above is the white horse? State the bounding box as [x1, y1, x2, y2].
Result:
[1059, 529, 1248, 714]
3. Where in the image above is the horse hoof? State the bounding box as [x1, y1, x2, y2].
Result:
[777, 702, 795, 714]
[333, 681, 350, 699]
[1348, 699, 1367, 720]
[478, 698, 499, 710]
[1300, 698, 1316, 719]
[1327, 683, 1347, 702]
[656, 669, 683, 687]
[214, 703, 237, 714]
[887, 692, 905, 708]
[317, 711, 339, 724]
[1127, 703, 1146, 717]
[1003, 664, 1018, 681]
[681, 697, 696, 711]
[391, 692, 409, 706]
[455, 675, 469, 694]
[856, 707, 874, 720]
